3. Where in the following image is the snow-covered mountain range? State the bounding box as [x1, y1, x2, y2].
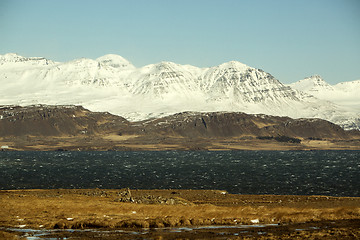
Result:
[0, 53, 359, 130]
[290, 75, 360, 112]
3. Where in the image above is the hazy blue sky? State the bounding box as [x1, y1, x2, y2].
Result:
[1, 0, 359, 84]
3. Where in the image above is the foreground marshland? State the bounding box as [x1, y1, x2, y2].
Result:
[0, 189, 359, 239]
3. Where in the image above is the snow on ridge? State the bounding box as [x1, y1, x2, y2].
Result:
[0, 53, 55, 67]
[288, 75, 360, 130]
[0, 53, 359, 129]
[0, 53, 25, 62]
[290, 75, 360, 104]
[126, 60, 204, 98]
[335, 79, 360, 90]
[96, 54, 135, 69]
[289, 75, 334, 92]
[217, 60, 250, 72]
[290, 75, 360, 93]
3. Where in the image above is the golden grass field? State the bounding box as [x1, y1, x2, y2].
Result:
[0, 189, 359, 239]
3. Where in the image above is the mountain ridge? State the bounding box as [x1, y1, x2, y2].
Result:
[290, 75, 360, 116]
[0, 53, 359, 130]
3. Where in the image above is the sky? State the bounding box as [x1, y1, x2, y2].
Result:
[0, 0, 359, 84]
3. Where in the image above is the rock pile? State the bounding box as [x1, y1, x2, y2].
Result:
[115, 189, 191, 205]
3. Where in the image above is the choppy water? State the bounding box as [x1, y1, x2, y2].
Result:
[0, 151, 359, 197]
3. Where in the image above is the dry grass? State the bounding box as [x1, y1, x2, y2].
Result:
[210, 141, 302, 151]
[101, 134, 138, 141]
[2, 131, 360, 151]
[251, 121, 275, 128]
[119, 144, 182, 150]
[302, 140, 336, 148]
[1, 190, 359, 230]
[0, 230, 20, 240]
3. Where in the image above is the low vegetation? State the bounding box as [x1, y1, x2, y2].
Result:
[257, 135, 301, 143]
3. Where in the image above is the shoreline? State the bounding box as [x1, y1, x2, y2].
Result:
[1, 189, 360, 239]
[2, 146, 360, 151]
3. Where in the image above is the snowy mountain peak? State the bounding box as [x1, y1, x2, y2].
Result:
[96, 54, 135, 69]
[217, 61, 250, 72]
[138, 61, 201, 77]
[0, 53, 24, 62]
[0, 53, 55, 66]
[154, 61, 180, 70]
[198, 60, 300, 104]
[127, 61, 202, 98]
[304, 75, 328, 85]
[290, 75, 334, 92]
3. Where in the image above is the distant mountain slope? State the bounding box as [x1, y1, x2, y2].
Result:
[200, 61, 300, 103]
[290, 75, 360, 128]
[289, 75, 334, 93]
[0, 53, 359, 130]
[127, 61, 203, 98]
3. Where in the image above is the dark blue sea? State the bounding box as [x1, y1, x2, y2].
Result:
[0, 151, 359, 197]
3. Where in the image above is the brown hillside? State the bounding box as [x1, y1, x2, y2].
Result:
[1, 105, 359, 151]
[0, 105, 128, 137]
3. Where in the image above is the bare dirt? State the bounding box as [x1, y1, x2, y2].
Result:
[0, 189, 359, 239]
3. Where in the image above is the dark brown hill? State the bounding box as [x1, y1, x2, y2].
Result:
[1, 105, 359, 150]
[138, 112, 354, 140]
[0, 105, 128, 137]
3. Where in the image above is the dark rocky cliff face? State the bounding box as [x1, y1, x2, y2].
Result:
[0, 105, 358, 141]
